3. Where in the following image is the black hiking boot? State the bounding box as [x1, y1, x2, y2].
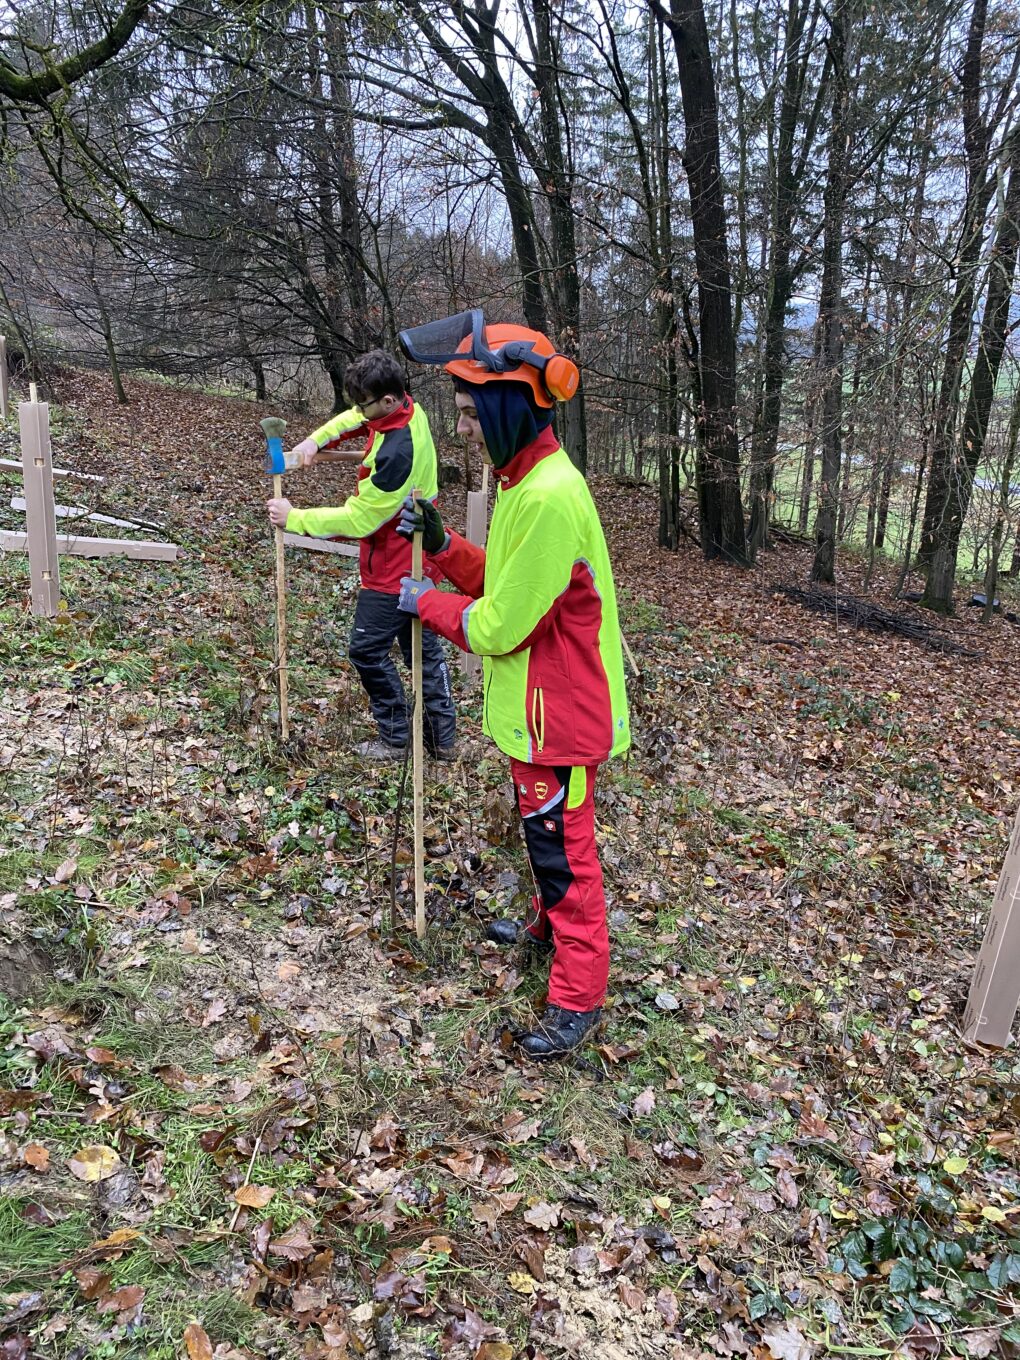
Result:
[518, 1004, 603, 1060]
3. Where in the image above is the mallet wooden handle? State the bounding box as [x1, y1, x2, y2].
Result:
[411, 486, 425, 939]
[273, 472, 290, 740]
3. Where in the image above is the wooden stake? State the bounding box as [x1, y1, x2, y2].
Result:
[620, 630, 641, 678]
[19, 393, 60, 617]
[273, 472, 290, 740]
[411, 485, 426, 940]
[0, 335, 8, 421]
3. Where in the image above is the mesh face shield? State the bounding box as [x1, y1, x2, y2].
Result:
[398, 310, 488, 366]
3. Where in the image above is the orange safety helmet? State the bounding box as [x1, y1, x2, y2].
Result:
[398, 310, 579, 407]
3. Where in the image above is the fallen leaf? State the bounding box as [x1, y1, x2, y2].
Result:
[233, 1184, 275, 1208]
[633, 1087, 656, 1117]
[523, 1201, 560, 1230]
[942, 1155, 968, 1175]
[68, 1145, 121, 1182]
[762, 1318, 815, 1360]
[268, 1225, 315, 1260]
[655, 1285, 680, 1327]
[85, 1046, 118, 1065]
[776, 1168, 799, 1208]
[201, 997, 228, 1027]
[277, 961, 301, 981]
[507, 1270, 536, 1295]
[74, 1268, 111, 1300]
[96, 1284, 144, 1316]
[52, 857, 77, 883]
[476, 1345, 514, 1360]
[502, 1115, 540, 1145]
[184, 1321, 214, 1360]
[964, 1329, 1001, 1358]
[618, 1278, 646, 1311]
[23, 1144, 49, 1172]
[89, 1227, 141, 1256]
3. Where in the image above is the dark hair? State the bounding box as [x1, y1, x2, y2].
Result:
[343, 349, 407, 406]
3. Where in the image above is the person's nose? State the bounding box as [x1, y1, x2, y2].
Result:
[456, 414, 472, 436]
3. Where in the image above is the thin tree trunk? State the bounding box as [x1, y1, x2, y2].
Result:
[922, 131, 1020, 612]
[810, 0, 853, 584]
[918, 0, 995, 567]
[661, 0, 746, 563]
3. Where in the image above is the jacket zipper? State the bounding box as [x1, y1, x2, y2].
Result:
[530, 685, 545, 754]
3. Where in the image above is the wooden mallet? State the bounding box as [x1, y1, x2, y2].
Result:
[261, 416, 290, 740]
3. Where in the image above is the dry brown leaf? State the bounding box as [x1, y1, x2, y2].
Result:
[90, 1227, 141, 1257]
[233, 1184, 275, 1208]
[277, 960, 301, 981]
[96, 1284, 144, 1316]
[503, 1115, 541, 1145]
[74, 1268, 111, 1300]
[85, 1046, 118, 1065]
[201, 997, 228, 1027]
[183, 1321, 214, 1360]
[762, 1319, 816, 1360]
[52, 857, 77, 883]
[68, 1145, 121, 1182]
[267, 1225, 315, 1260]
[618, 1278, 647, 1312]
[522, 1201, 560, 1230]
[476, 1345, 514, 1360]
[23, 1143, 50, 1172]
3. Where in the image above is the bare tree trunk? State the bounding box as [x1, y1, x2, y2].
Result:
[922, 131, 1020, 612]
[918, 0, 996, 568]
[747, 0, 822, 559]
[660, 0, 746, 563]
[811, 1, 853, 584]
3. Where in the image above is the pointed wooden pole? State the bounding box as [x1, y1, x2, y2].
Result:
[411, 486, 426, 939]
[260, 417, 290, 740]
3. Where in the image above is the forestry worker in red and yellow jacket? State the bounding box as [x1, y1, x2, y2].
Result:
[395, 313, 630, 1060]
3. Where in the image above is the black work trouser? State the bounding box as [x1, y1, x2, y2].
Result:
[348, 588, 456, 750]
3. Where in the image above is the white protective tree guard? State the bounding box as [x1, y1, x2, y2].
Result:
[963, 803, 1020, 1047]
[0, 336, 8, 420]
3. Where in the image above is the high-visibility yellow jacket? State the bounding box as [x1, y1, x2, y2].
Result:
[285, 399, 439, 592]
[419, 427, 630, 766]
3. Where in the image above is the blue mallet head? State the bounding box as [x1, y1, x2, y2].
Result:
[261, 416, 288, 475]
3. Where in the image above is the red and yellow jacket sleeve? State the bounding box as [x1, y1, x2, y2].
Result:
[309, 407, 368, 448]
[419, 500, 574, 655]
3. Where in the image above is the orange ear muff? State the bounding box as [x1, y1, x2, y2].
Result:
[544, 353, 579, 402]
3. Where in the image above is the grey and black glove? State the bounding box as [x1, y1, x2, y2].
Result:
[396, 495, 449, 554]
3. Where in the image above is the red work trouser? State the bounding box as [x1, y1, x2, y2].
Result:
[510, 760, 609, 1012]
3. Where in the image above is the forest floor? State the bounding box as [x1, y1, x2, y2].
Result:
[1, 371, 1019, 1360]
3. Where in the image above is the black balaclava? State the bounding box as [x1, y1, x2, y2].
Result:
[456, 378, 553, 469]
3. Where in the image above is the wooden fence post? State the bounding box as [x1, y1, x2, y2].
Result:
[19, 387, 60, 617]
[0, 336, 8, 421]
